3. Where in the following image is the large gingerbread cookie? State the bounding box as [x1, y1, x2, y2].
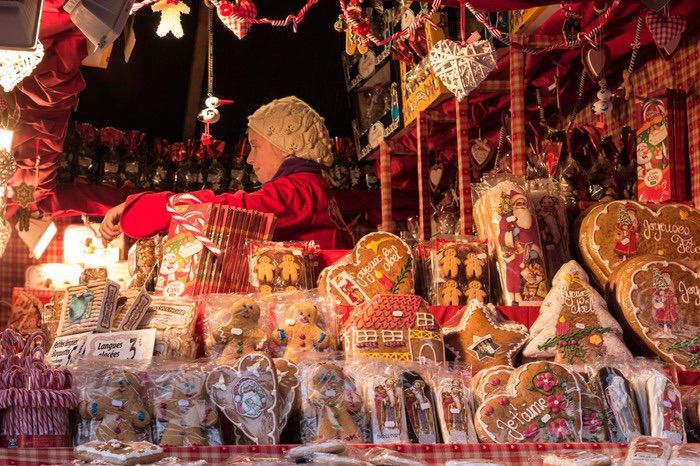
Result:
[320, 232, 414, 305]
[611, 256, 700, 371]
[578, 201, 700, 286]
[473, 179, 549, 305]
[474, 361, 583, 443]
[443, 300, 528, 372]
[524, 261, 632, 364]
[206, 353, 280, 444]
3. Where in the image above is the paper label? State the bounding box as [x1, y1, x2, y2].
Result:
[84, 329, 156, 361]
[47, 333, 91, 367]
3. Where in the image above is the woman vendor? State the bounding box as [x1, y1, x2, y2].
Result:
[100, 96, 353, 250]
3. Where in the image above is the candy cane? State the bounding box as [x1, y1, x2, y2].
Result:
[166, 193, 222, 255]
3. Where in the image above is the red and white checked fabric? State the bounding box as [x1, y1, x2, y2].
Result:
[575, 21, 700, 208]
[456, 99, 473, 235]
[509, 44, 527, 177]
[646, 10, 687, 52]
[0, 443, 630, 466]
[166, 193, 222, 256]
[416, 112, 432, 241]
[215, 0, 257, 40]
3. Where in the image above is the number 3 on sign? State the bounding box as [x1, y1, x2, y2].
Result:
[129, 338, 137, 359]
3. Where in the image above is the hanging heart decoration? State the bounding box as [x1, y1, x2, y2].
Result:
[646, 10, 686, 60]
[470, 138, 493, 170]
[581, 43, 609, 81]
[217, 0, 257, 40]
[429, 38, 497, 102]
[640, 0, 670, 11]
[429, 163, 444, 191]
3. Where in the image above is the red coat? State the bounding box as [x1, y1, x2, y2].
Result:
[120, 172, 354, 250]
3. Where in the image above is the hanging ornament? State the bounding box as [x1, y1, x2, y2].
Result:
[335, 0, 370, 55]
[646, 9, 686, 60]
[561, 4, 582, 44]
[198, 96, 233, 145]
[581, 42, 608, 81]
[217, 0, 257, 39]
[13, 182, 35, 232]
[471, 136, 493, 172]
[429, 0, 496, 102]
[591, 88, 612, 116]
[618, 17, 642, 101]
[198, 7, 233, 146]
[0, 147, 16, 187]
[152, 0, 191, 38]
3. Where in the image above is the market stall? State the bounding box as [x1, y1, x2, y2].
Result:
[0, 0, 699, 465]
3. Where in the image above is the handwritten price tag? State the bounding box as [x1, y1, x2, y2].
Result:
[84, 329, 156, 361]
[47, 333, 91, 367]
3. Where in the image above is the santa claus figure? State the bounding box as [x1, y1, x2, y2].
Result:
[614, 205, 638, 259]
[651, 267, 678, 337]
[497, 190, 546, 303]
[537, 195, 567, 278]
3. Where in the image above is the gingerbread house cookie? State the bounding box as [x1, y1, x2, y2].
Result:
[578, 201, 700, 286]
[524, 261, 632, 365]
[321, 232, 414, 305]
[611, 256, 700, 371]
[58, 279, 120, 336]
[474, 361, 583, 443]
[343, 295, 444, 363]
[443, 300, 528, 372]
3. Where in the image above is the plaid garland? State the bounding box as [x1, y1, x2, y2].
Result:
[575, 21, 700, 208]
[509, 44, 527, 177]
[0, 443, 629, 466]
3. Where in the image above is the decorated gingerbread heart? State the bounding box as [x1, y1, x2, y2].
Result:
[474, 362, 583, 443]
[273, 358, 300, 431]
[524, 261, 632, 365]
[320, 232, 414, 305]
[612, 256, 700, 371]
[206, 353, 280, 444]
[442, 300, 528, 372]
[471, 365, 514, 404]
[216, 0, 257, 40]
[578, 201, 700, 286]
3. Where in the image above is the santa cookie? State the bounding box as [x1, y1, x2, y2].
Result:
[213, 297, 268, 362]
[611, 256, 700, 371]
[473, 180, 549, 305]
[594, 367, 642, 443]
[524, 261, 632, 365]
[434, 375, 478, 444]
[646, 372, 685, 443]
[362, 373, 409, 443]
[474, 361, 583, 443]
[321, 232, 414, 305]
[400, 371, 439, 444]
[443, 300, 528, 372]
[578, 201, 700, 286]
[206, 353, 281, 444]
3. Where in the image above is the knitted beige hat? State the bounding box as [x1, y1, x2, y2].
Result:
[247, 96, 333, 167]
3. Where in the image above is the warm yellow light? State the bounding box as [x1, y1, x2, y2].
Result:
[16, 216, 57, 259]
[0, 128, 13, 152]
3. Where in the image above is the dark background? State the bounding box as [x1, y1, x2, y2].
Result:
[72, 0, 353, 143]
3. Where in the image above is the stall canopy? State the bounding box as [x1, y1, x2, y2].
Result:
[4, 0, 699, 219]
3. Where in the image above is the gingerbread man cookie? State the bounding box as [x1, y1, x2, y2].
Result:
[465, 281, 487, 303]
[304, 362, 364, 443]
[273, 302, 330, 362]
[215, 298, 267, 362]
[440, 280, 463, 306]
[464, 252, 484, 279]
[440, 248, 461, 279]
[256, 256, 276, 283]
[279, 254, 301, 284]
[79, 369, 152, 442]
[154, 370, 218, 446]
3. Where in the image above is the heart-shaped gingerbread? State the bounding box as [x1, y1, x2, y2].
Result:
[429, 39, 497, 101]
[217, 0, 257, 40]
[471, 138, 493, 170]
[474, 361, 583, 443]
[612, 256, 700, 371]
[273, 358, 299, 430]
[320, 232, 414, 305]
[578, 201, 700, 286]
[206, 353, 280, 444]
[581, 43, 609, 81]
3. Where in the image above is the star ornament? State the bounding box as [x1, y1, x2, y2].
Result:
[442, 300, 528, 373]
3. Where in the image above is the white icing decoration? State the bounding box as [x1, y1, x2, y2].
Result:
[230, 328, 243, 336]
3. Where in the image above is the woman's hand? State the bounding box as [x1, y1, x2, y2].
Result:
[100, 202, 125, 245]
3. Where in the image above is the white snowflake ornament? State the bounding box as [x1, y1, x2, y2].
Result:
[429, 38, 497, 101]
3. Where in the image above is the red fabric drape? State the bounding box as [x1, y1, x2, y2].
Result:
[5, 1, 89, 218]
